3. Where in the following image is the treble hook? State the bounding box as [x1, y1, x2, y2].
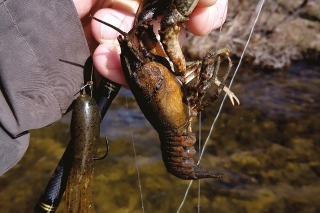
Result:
[93, 136, 109, 161]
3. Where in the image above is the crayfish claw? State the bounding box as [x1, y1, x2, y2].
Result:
[223, 86, 240, 106]
[213, 78, 240, 106]
[233, 95, 240, 106]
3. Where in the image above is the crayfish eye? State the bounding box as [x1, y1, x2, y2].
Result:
[132, 61, 141, 70]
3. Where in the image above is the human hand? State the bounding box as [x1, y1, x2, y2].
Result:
[74, 0, 228, 86]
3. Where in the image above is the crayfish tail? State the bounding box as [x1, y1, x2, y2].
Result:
[192, 166, 224, 180]
[167, 166, 224, 180]
[164, 159, 224, 180]
[160, 132, 224, 180]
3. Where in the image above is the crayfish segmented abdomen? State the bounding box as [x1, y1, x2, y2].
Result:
[159, 128, 224, 180]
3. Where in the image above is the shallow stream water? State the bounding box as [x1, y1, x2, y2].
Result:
[0, 61, 319, 213]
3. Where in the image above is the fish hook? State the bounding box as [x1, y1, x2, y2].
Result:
[93, 136, 109, 161]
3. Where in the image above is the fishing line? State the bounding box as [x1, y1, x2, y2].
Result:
[90, 65, 93, 97]
[197, 111, 201, 213]
[179, 0, 229, 210]
[195, 2, 230, 212]
[125, 90, 145, 213]
[177, 0, 266, 212]
[199, 0, 266, 162]
[194, 1, 229, 212]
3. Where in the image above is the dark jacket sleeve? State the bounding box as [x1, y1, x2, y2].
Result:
[0, 0, 90, 174]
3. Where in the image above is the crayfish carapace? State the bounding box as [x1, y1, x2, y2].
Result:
[93, 0, 239, 180]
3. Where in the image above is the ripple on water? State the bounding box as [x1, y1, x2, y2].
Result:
[238, 62, 320, 117]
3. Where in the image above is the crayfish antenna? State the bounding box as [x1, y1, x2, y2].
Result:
[91, 16, 128, 36]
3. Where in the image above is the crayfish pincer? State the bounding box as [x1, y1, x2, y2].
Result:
[92, 10, 239, 180]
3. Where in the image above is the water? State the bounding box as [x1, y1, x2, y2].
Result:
[0, 62, 320, 213]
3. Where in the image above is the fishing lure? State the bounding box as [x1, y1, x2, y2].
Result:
[64, 93, 100, 213]
[33, 77, 120, 213]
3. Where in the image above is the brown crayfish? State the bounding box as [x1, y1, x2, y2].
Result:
[93, 0, 239, 180]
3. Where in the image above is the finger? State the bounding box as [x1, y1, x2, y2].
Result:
[93, 42, 127, 86]
[197, 0, 217, 8]
[91, 9, 135, 86]
[185, 0, 228, 36]
[73, 0, 98, 19]
[110, 0, 140, 14]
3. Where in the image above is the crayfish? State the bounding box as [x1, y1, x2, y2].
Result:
[93, 0, 239, 180]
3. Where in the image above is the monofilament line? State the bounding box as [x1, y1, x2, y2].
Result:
[177, 0, 266, 212]
[198, 0, 266, 163]
[125, 90, 145, 213]
[197, 112, 202, 213]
